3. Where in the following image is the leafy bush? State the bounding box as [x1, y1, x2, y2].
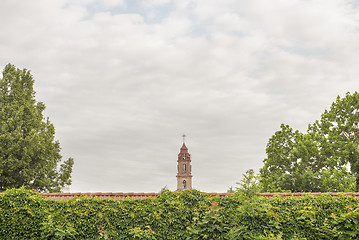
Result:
[1, 188, 359, 239]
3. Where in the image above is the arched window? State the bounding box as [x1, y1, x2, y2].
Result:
[183, 180, 187, 189]
[183, 164, 186, 173]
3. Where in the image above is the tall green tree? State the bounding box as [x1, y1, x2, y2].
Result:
[315, 92, 359, 190]
[260, 92, 359, 192]
[0, 64, 73, 192]
[261, 124, 323, 192]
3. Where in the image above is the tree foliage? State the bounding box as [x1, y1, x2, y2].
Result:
[260, 92, 359, 192]
[236, 169, 262, 197]
[0, 64, 73, 192]
[317, 92, 359, 190]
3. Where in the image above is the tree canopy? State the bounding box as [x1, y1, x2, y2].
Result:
[260, 92, 359, 192]
[0, 64, 73, 192]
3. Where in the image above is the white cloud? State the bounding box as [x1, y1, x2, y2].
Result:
[140, 0, 172, 6]
[101, 0, 125, 8]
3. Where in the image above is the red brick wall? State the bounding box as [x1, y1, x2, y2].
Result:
[38, 192, 359, 200]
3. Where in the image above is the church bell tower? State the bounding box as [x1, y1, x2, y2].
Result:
[177, 135, 192, 191]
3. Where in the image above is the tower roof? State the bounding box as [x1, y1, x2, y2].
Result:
[180, 143, 188, 153]
[181, 143, 187, 149]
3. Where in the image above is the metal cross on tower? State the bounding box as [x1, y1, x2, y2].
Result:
[182, 134, 186, 143]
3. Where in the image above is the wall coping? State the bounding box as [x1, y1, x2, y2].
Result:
[36, 192, 359, 200]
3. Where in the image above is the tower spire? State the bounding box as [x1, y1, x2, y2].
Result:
[182, 134, 186, 144]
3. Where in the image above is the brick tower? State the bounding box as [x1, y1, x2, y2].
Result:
[176, 135, 192, 191]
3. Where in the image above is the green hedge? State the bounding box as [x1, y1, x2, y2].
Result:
[1, 188, 359, 239]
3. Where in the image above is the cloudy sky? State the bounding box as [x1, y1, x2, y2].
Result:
[1, 0, 359, 193]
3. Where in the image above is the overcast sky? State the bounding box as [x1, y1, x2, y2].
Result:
[1, 0, 359, 193]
